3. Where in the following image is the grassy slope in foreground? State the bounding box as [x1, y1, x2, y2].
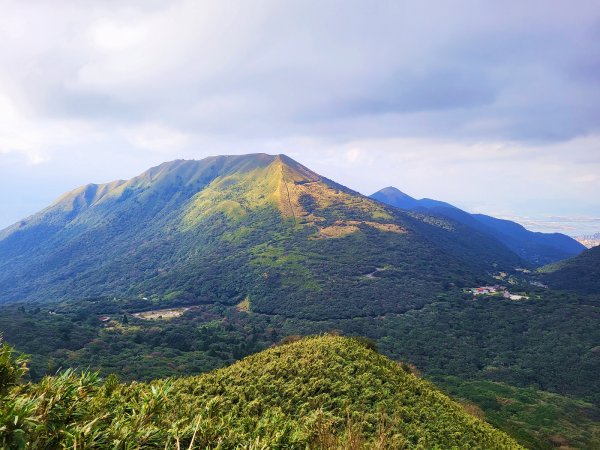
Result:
[2, 336, 521, 449]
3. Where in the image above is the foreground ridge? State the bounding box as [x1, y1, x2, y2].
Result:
[1, 335, 521, 448]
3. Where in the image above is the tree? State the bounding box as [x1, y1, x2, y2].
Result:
[0, 336, 28, 395]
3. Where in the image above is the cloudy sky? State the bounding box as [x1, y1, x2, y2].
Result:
[1, 0, 599, 235]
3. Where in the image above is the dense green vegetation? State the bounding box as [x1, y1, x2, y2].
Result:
[0, 299, 274, 381]
[374, 290, 600, 405]
[436, 377, 600, 450]
[0, 335, 521, 449]
[1, 287, 598, 448]
[540, 245, 600, 293]
[3, 289, 598, 403]
[0, 154, 521, 321]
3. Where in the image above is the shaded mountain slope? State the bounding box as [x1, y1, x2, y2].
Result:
[371, 187, 585, 266]
[540, 245, 600, 293]
[1, 335, 522, 448]
[0, 154, 522, 319]
[472, 214, 585, 264]
[371, 186, 457, 211]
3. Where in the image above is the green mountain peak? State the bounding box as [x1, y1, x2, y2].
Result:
[0, 153, 521, 317]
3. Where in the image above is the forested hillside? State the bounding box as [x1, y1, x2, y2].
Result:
[0, 154, 521, 320]
[0, 335, 521, 449]
[1, 287, 598, 448]
[540, 245, 600, 293]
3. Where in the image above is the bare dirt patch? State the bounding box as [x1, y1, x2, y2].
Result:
[133, 307, 190, 321]
[314, 220, 407, 239]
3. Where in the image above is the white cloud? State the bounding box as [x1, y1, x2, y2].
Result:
[0, 0, 599, 234]
[123, 123, 191, 152]
[0, 90, 53, 165]
[345, 148, 362, 164]
[571, 174, 598, 183]
[90, 19, 149, 52]
[0, 90, 98, 167]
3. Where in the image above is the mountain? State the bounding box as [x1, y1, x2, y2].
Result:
[1, 335, 522, 448]
[540, 245, 600, 293]
[0, 154, 523, 319]
[371, 187, 585, 266]
[1, 156, 598, 448]
[371, 186, 457, 211]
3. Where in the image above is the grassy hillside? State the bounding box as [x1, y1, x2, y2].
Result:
[0, 154, 521, 320]
[540, 245, 600, 293]
[0, 335, 521, 449]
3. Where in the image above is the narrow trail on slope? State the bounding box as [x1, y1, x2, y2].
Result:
[281, 165, 298, 225]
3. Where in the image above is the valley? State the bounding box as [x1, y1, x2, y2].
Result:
[1, 280, 598, 447]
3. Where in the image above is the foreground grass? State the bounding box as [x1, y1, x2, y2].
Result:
[1, 335, 521, 449]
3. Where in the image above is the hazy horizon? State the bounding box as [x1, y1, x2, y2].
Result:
[1, 1, 599, 236]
